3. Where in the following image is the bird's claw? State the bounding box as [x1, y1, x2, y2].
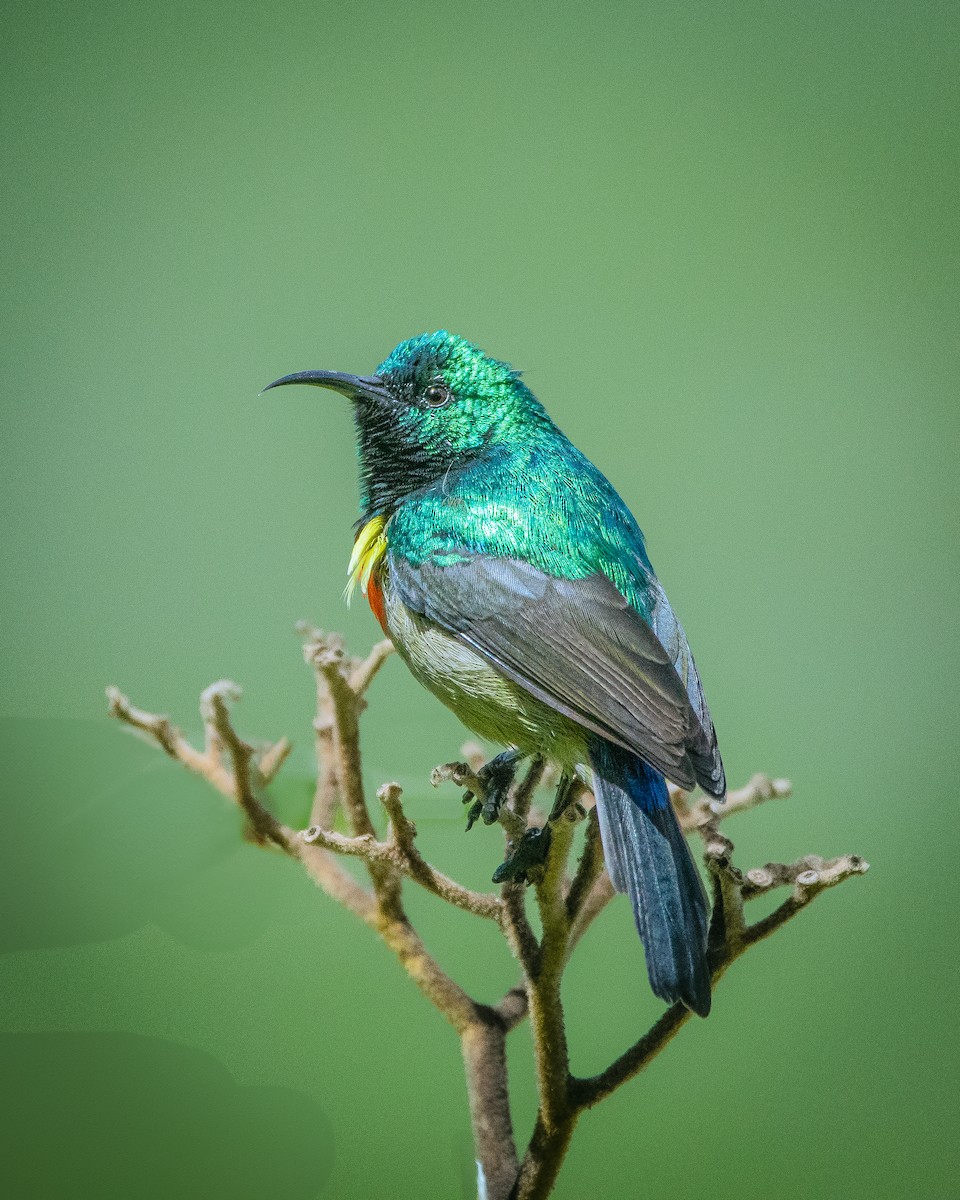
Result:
[492, 825, 552, 884]
[463, 791, 483, 831]
[464, 748, 524, 829]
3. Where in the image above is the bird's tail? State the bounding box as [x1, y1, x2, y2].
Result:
[588, 737, 711, 1017]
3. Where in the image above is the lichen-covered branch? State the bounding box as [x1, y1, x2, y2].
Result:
[107, 628, 868, 1200]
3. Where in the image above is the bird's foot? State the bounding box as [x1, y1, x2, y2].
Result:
[464, 748, 525, 831]
[492, 825, 552, 885]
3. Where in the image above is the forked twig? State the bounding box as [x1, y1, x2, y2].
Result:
[108, 628, 868, 1200]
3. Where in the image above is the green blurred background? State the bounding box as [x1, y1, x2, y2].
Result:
[2, 1, 957, 1196]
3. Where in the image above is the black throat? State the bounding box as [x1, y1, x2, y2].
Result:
[353, 401, 452, 523]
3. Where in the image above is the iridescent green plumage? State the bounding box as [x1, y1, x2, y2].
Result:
[374, 332, 720, 782]
[267, 330, 725, 1016]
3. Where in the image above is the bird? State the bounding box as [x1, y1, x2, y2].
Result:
[266, 331, 725, 1016]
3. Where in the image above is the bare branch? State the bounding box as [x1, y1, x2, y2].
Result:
[500, 883, 541, 978]
[562, 804, 615, 961]
[304, 637, 377, 839]
[303, 821, 479, 1029]
[571, 1001, 693, 1111]
[510, 1110, 579, 1200]
[298, 843, 378, 925]
[511, 756, 546, 826]
[108, 630, 869, 1200]
[298, 632, 483, 1035]
[495, 984, 529, 1032]
[299, 794, 503, 922]
[565, 807, 605, 928]
[106, 685, 233, 795]
[462, 1009, 520, 1198]
[300, 825, 389, 859]
[431, 758, 485, 795]
[680, 772, 793, 832]
[258, 736, 293, 783]
[525, 785, 585, 1133]
[743, 853, 869, 944]
[198, 681, 294, 852]
[107, 682, 294, 853]
[107, 679, 379, 923]
[573, 837, 869, 1113]
[567, 873, 614, 954]
[741, 852, 868, 901]
[701, 826, 747, 948]
[378, 782, 504, 921]
[310, 723, 339, 829]
[348, 638, 394, 696]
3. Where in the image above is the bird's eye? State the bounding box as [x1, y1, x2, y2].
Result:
[423, 382, 451, 408]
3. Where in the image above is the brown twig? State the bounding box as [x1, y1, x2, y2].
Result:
[299, 786, 503, 921]
[107, 630, 868, 1200]
[677, 771, 793, 832]
[565, 807, 604, 929]
[570, 834, 869, 1114]
[198, 681, 293, 851]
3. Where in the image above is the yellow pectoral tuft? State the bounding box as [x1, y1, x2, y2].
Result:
[345, 515, 388, 603]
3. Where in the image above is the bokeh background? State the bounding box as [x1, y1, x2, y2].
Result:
[2, 2, 957, 1196]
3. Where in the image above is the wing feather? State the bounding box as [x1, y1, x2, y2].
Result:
[389, 554, 724, 795]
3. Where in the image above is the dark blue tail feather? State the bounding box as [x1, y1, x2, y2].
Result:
[589, 737, 711, 1017]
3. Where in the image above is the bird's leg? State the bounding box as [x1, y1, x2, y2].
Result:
[473, 747, 525, 828]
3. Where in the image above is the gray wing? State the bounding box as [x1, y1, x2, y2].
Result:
[646, 578, 724, 792]
[389, 553, 724, 795]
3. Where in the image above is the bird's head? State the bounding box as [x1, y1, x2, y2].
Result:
[266, 331, 551, 517]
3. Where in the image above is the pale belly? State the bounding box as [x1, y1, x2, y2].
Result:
[382, 584, 588, 770]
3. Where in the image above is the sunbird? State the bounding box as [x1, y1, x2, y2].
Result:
[267, 331, 725, 1016]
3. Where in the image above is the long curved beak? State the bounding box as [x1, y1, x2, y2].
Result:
[262, 370, 393, 405]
